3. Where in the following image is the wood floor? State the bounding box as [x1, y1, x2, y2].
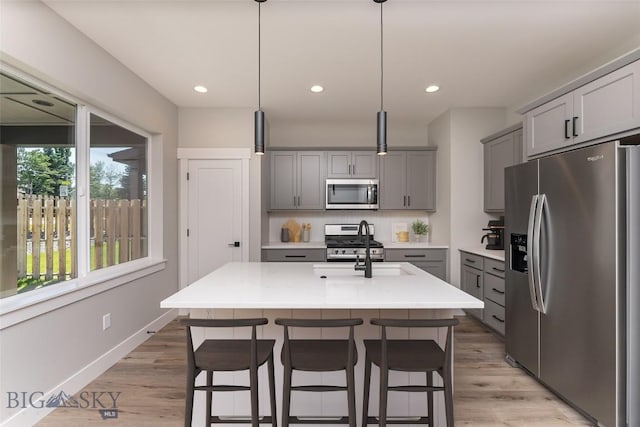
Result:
[38, 315, 592, 427]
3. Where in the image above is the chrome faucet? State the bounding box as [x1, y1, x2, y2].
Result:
[355, 220, 372, 278]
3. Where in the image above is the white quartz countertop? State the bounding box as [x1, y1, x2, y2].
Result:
[262, 242, 326, 249]
[459, 247, 506, 262]
[161, 262, 483, 310]
[382, 242, 449, 249]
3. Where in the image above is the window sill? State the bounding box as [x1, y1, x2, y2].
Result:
[0, 258, 167, 330]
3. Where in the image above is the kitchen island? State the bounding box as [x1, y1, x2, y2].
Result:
[161, 262, 483, 427]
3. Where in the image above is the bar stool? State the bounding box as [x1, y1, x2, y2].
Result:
[362, 318, 459, 427]
[182, 318, 277, 427]
[275, 318, 363, 427]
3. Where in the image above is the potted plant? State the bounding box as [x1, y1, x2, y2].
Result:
[411, 219, 430, 242]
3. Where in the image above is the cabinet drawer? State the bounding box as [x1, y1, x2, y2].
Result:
[412, 261, 446, 281]
[460, 252, 484, 269]
[484, 299, 505, 336]
[484, 258, 505, 278]
[385, 248, 446, 262]
[262, 249, 325, 262]
[484, 272, 505, 306]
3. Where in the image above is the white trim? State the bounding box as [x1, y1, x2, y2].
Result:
[0, 309, 177, 427]
[177, 147, 251, 160]
[178, 151, 251, 289]
[0, 259, 166, 329]
[76, 104, 90, 279]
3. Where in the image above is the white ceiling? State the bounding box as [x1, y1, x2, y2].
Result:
[43, 0, 640, 124]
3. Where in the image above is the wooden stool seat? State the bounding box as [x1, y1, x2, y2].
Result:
[362, 318, 459, 427]
[182, 318, 277, 427]
[276, 318, 363, 427]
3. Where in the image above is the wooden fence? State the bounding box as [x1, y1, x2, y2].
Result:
[16, 194, 147, 281]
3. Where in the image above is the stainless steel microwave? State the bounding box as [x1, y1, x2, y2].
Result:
[325, 179, 379, 210]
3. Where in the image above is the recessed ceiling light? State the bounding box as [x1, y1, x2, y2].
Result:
[425, 85, 440, 93]
[193, 85, 208, 93]
[310, 85, 324, 93]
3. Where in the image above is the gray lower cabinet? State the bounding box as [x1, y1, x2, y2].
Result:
[379, 150, 436, 211]
[327, 151, 378, 178]
[270, 151, 325, 210]
[385, 248, 447, 281]
[482, 124, 523, 212]
[460, 251, 505, 335]
[262, 248, 326, 262]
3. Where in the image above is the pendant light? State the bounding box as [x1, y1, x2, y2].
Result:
[254, 0, 267, 155]
[374, 0, 388, 155]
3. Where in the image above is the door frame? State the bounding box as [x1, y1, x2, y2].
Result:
[178, 148, 251, 289]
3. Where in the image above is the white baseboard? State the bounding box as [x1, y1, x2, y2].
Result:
[1, 309, 178, 427]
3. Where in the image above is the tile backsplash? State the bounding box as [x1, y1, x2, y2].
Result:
[268, 211, 430, 242]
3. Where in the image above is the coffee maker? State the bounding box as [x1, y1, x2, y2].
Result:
[481, 217, 504, 250]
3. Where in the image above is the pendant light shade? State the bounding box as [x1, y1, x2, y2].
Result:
[254, 0, 267, 155]
[374, 0, 388, 155]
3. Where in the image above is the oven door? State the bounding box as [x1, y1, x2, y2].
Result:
[326, 179, 378, 209]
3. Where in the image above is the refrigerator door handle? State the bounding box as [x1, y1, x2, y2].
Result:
[533, 193, 547, 314]
[527, 195, 541, 311]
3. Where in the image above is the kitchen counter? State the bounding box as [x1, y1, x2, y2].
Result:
[261, 241, 326, 249]
[382, 241, 449, 249]
[459, 246, 505, 261]
[161, 261, 482, 310]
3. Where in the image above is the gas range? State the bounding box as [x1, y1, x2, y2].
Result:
[324, 224, 384, 262]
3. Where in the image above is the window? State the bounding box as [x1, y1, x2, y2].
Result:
[89, 113, 148, 271]
[1, 69, 154, 301]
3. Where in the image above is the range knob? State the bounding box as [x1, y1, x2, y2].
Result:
[334, 249, 339, 254]
[341, 250, 346, 254]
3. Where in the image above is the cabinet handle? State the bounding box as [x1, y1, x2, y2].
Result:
[491, 287, 505, 295]
[564, 119, 571, 139]
[492, 314, 505, 323]
[476, 275, 480, 288]
[293, 196, 297, 207]
[572, 116, 579, 137]
[297, 196, 301, 206]
[465, 258, 476, 263]
[407, 195, 411, 206]
[352, 164, 356, 175]
[348, 164, 352, 175]
[492, 267, 505, 273]
[403, 195, 407, 207]
[285, 255, 306, 258]
[404, 254, 426, 258]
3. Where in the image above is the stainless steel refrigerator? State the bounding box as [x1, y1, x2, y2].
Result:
[504, 136, 640, 427]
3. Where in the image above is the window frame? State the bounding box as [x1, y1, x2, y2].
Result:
[0, 65, 165, 330]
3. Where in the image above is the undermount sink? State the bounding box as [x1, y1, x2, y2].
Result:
[313, 263, 414, 277]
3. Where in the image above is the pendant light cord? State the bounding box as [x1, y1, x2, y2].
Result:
[258, 2, 262, 110]
[380, 1, 383, 111]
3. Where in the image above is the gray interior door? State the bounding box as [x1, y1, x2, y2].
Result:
[538, 142, 617, 426]
[504, 160, 539, 375]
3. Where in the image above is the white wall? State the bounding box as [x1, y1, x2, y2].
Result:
[178, 108, 263, 261]
[429, 108, 506, 287]
[0, 2, 178, 425]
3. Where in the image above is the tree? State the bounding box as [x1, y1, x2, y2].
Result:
[43, 148, 73, 195]
[17, 148, 55, 195]
[90, 161, 125, 199]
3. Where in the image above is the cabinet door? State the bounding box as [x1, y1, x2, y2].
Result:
[379, 152, 406, 209]
[326, 152, 351, 178]
[406, 151, 436, 211]
[297, 152, 325, 210]
[270, 151, 297, 210]
[573, 61, 640, 144]
[351, 151, 378, 178]
[461, 265, 483, 320]
[525, 93, 573, 157]
[484, 132, 519, 212]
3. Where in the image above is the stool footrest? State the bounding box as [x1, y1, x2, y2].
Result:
[364, 416, 432, 425]
[287, 416, 350, 424]
[291, 385, 348, 392]
[210, 415, 274, 424]
[194, 385, 251, 392]
[388, 385, 445, 393]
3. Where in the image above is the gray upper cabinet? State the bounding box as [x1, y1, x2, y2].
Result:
[525, 60, 640, 158]
[379, 150, 436, 211]
[270, 151, 325, 210]
[327, 151, 378, 178]
[482, 125, 523, 212]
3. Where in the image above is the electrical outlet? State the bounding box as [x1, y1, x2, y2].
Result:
[102, 313, 111, 331]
